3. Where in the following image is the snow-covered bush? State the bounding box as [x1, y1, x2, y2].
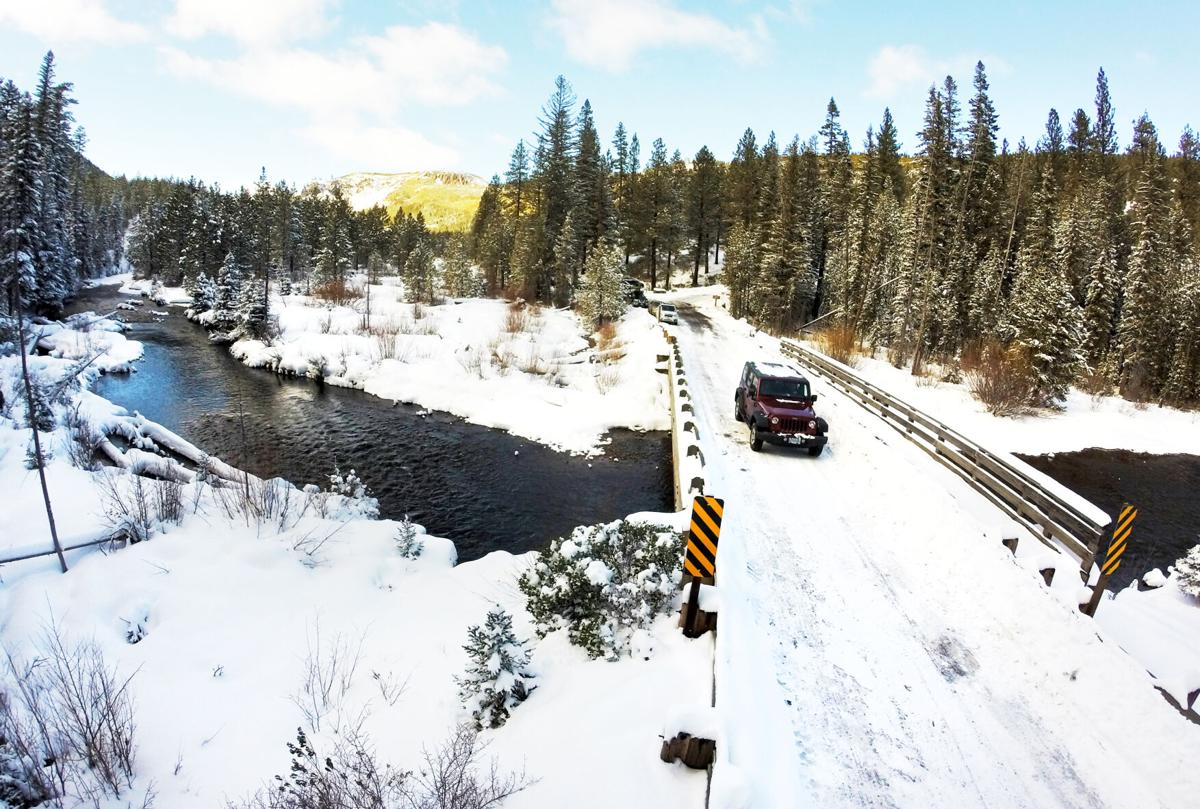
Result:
[456, 608, 535, 730]
[518, 520, 683, 660]
[325, 465, 379, 520]
[394, 516, 424, 559]
[1171, 545, 1200, 597]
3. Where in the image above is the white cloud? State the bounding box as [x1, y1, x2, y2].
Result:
[0, 0, 146, 43]
[303, 122, 460, 170]
[865, 44, 1009, 99]
[547, 0, 765, 71]
[160, 23, 506, 116]
[166, 0, 336, 45]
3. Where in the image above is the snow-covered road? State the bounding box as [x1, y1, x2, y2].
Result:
[670, 293, 1200, 809]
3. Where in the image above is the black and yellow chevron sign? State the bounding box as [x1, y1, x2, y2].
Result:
[1103, 504, 1137, 577]
[684, 496, 724, 580]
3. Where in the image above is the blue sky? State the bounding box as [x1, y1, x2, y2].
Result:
[1, 0, 1196, 189]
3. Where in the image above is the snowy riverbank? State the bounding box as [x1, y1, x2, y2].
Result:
[1, 309, 709, 809]
[221, 280, 670, 454]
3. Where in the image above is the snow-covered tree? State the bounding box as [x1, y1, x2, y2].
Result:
[576, 241, 625, 328]
[1170, 545, 1200, 598]
[456, 608, 535, 730]
[402, 239, 438, 304]
[210, 251, 242, 329]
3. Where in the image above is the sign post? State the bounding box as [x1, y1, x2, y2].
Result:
[682, 495, 723, 638]
[1082, 503, 1136, 617]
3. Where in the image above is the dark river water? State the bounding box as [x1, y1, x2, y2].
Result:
[67, 286, 672, 561]
[1019, 450, 1200, 589]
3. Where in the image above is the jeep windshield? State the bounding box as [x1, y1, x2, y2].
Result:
[758, 378, 810, 399]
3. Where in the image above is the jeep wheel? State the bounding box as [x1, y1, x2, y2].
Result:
[749, 421, 763, 452]
[807, 445, 823, 457]
[734, 401, 743, 422]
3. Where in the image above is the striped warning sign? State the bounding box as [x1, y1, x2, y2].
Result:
[1102, 504, 1136, 577]
[683, 496, 724, 581]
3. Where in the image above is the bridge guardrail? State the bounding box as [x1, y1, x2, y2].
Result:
[779, 339, 1108, 576]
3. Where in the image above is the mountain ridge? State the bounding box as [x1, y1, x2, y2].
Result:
[321, 170, 486, 232]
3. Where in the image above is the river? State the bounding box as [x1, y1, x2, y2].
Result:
[67, 285, 673, 562]
[1019, 449, 1200, 589]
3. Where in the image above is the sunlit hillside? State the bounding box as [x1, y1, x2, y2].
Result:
[332, 171, 486, 232]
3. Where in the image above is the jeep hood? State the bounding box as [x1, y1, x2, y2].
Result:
[758, 397, 816, 418]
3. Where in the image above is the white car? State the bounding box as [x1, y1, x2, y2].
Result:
[657, 303, 678, 325]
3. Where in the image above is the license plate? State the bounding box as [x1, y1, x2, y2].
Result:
[786, 436, 805, 445]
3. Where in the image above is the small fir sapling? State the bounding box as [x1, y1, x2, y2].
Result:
[456, 608, 535, 730]
[1171, 545, 1200, 597]
[395, 516, 423, 558]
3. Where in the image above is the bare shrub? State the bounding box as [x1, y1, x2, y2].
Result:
[313, 281, 361, 306]
[371, 321, 403, 361]
[407, 724, 529, 809]
[99, 471, 155, 543]
[966, 341, 1036, 417]
[504, 302, 530, 334]
[1078, 365, 1112, 406]
[1, 626, 140, 805]
[292, 621, 364, 732]
[213, 476, 300, 533]
[596, 365, 621, 393]
[814, 323, 860, 367]
[230, 724, 528, 809]
[63, 404, 102, 470]
[518, 340, 548, 376]
[456, 347, 485, 379]
[595, 322, 618, 351]
[154, 480, 184, 527]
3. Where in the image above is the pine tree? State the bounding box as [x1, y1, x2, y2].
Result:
[755, 137, 804, 333]
[403, 238, 438, 304]
[1093, 68, 1118, 156]
[506, 139, 530, 218]
[577, 241, 626, 328]
[1117, 115, 1174, 396]
[212, 251, 243, 329]
[314, 182, 352, 288]
[536, 76, 577, 303]
[1, 102, 43, 309]
[443, 235, 481, 298]
[456, 608, 535, 731]
[238, 265, 270, 340]
[726, 128, 760, 230]
[875, 108, 906, 200]
[725, 222, 761, 320]
[1002, 244, 1086, 406]
[572, 100, 612, 267]
[688, 145, 722, 285]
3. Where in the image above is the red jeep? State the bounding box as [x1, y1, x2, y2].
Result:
[734, 361, 829, 456]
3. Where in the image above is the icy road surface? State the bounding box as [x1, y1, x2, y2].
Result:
[669, 293, 1200, 809]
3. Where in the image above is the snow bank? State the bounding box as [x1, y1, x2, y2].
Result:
[813, 340, 1200, 456]
[34, 316, 144, 373]
[229, 287, 670, 454]
[1096, 579, 1200, 710]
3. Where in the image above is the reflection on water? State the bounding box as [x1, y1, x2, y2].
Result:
[69, 288, 672, 562]
[1019, 449, 1200, 589]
